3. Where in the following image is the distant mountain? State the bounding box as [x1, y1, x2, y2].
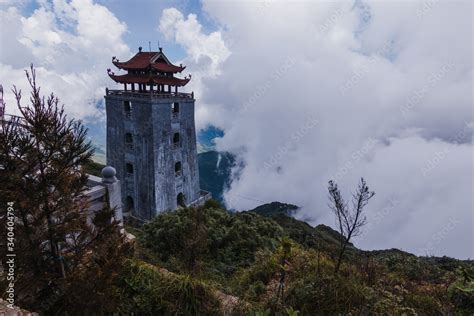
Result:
[86, 120, 107, 164]
[198, 151, 234, 203]
[249, 201, 299, 217]
[249, 201, 353, 252]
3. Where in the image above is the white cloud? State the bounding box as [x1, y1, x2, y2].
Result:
[161, 1, 473, 258]
[0, 0, 28, 6]
[160, 8, 229, 75]
[354, 135, 473, 259]
[159, 7, 231, 129]
[0, 0, 130, 120]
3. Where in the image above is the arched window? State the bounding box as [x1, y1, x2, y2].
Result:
[175, 161, 182, 177]
[126, 196, 134, 212]
[177, 193, 186, 207]
[173, 133, 180, 148]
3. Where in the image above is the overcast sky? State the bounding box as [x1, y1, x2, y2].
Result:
[0, 0, 472, 259]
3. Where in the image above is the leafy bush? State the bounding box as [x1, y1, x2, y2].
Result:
[139, 206, 283, 280]
[448, 267, 474, 313]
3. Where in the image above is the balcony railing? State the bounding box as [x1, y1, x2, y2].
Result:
[106, 89, 194, 99]
[188, 191, 212, 208]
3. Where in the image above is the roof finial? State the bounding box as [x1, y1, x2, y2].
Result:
[149, 41, 151, 52]
[138, 46, 142, 52]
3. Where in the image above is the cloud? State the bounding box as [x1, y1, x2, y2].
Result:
[0, 0, 130, 120]
[2, 1, 470, 259]
[159, 7, 231, 129]
[162, 1, 473, 258]
[0, 0, 28, 6]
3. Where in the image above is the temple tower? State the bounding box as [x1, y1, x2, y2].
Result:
[105, 47, 208, 222]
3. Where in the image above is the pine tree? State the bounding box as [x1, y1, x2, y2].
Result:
[0, 66, 128, 313]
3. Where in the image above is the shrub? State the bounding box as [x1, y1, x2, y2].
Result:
[118, 259, 221, 315]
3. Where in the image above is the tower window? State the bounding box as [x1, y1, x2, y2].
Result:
[126, 196, 134, 212]
[125, 132, 133, 150]
[125, 132, 133, 143]
[172, 102, 179, 119]
[175, 161, 182, 177]
[172, 102, 180, 113]
[126, 163, 134, 174]
[177, 193, 186, 207]
[124, 101, 132, 116]
[172, 133, 180, 148]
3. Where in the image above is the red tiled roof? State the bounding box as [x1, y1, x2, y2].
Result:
[108, 73, 190, 86]
[112, 51, 185, 73]
[152, 63, 186, 73]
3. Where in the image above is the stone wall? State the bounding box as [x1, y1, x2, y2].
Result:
[105, 93, 201, 221]
[85, 171, 123, 225]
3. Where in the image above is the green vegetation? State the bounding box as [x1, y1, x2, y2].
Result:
[0, 67, 129, 314]
[448, 267, 474, 313]
[125, 201, 474, 315]
[138, 203, 283, 282]
[118, 259, 221, 315]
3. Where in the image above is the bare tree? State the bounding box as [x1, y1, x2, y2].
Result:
[328, 178, 375, 274]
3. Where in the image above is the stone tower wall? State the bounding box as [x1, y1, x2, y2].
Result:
[105, 94, 200, 221]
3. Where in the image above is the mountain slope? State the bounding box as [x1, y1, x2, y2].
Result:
[198, 151, 234, 202]
[131, 201, 474, 314]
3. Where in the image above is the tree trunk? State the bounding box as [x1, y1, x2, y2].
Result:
[47, 213, 66, 278]
[334, 238, 349, 275]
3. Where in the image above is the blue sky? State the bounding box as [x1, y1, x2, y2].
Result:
[18, 0, 217, 61]
[95, 0, 208, 59]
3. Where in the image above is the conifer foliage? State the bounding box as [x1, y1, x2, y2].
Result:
[0, 66, 128, 313]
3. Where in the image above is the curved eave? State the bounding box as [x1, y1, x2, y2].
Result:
[112, 60, 145, 70]
[113, 61, 185, 73]
[109, 73, 151, 84]
[151, 63, 186, 73]
[108, 74, 190, 86]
